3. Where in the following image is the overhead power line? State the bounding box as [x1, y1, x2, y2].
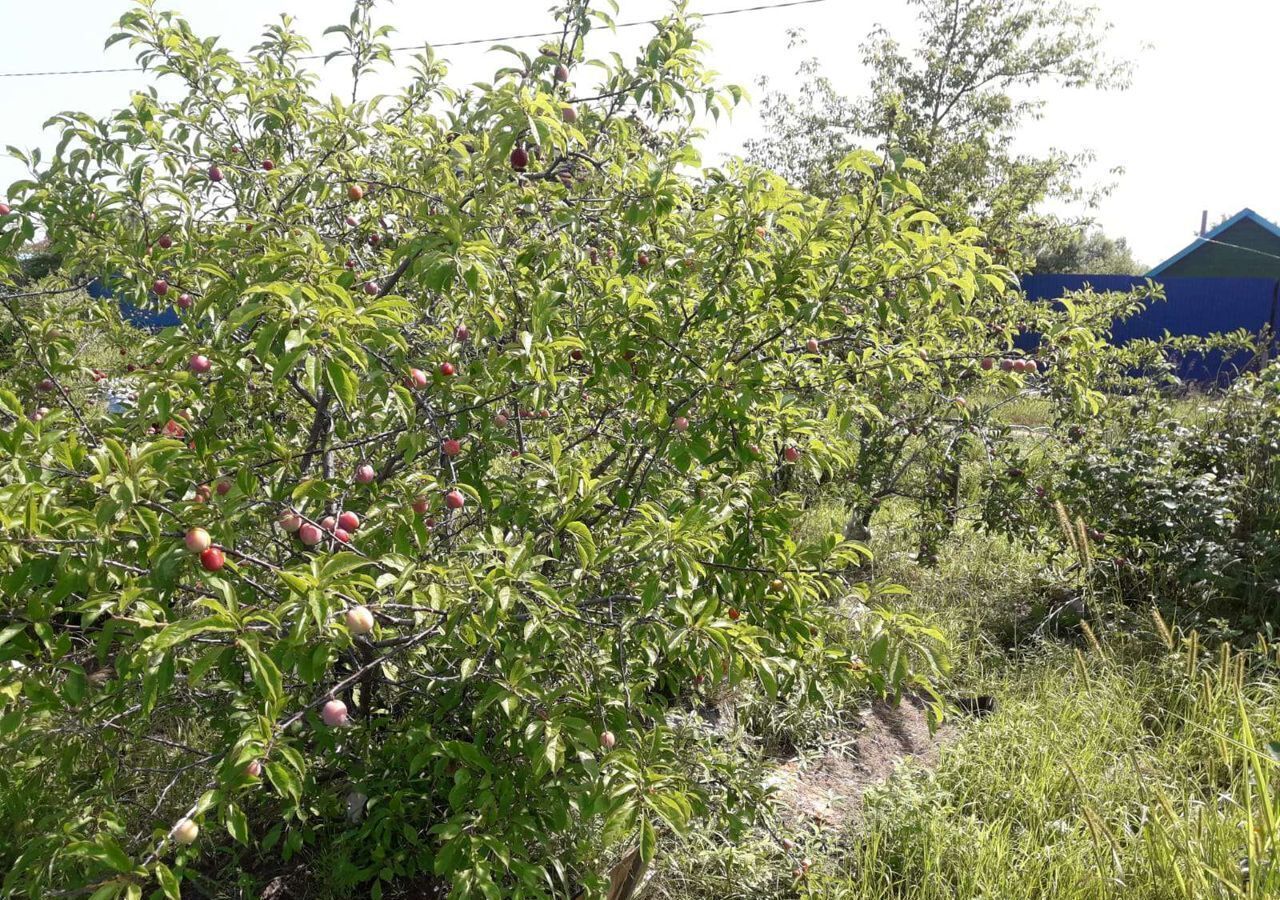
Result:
[0, 0, 827, 79]
[1192, 235, 1280, 265]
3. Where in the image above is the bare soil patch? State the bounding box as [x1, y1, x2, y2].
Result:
[769, 695, 953, 831]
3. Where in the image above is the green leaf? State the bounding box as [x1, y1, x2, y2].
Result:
[87, 883, 123, 900]
[225, 802, 250, 845]
[95, 834, 134, 873]
[639, 815, 656, 862]
[265, 761, 302, 802]
[146, 616, 236, 653]
[237, 639, 283, 706]
[0, 623, 26, 649]
[562, 521, 596, 568]
[325, 357, 358, 410]
[153, 863, 181, 900]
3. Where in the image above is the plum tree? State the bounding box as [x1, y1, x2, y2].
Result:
[0, 1, 1116, 897]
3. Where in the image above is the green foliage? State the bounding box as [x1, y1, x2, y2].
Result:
[1031, 227, 1145, 276]
[0, 1, 1118, 896]
[1056, 366, 1280, 625]
[748, 0, 1130, 269]
[842, 629, 1280, 899]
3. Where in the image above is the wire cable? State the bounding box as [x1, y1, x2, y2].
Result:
[1189, 235, 1280, 266]
[0, 0, 828, 79]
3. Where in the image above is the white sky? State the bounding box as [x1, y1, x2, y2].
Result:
[2, 0, 1277, 268]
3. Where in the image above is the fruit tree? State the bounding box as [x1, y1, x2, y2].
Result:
[0, 1, 1111, 896]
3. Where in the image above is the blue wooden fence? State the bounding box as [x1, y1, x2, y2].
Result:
[89, 271, 1278, 382]
[1020, 275, 1280, 382]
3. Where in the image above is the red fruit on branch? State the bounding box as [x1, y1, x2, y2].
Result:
[806, 338, 820, 353]
[439, 361, 455, 377]
[442, 438, 462, 457]
[261, 158, 274, 171]
[354, 464, 376, 485]
[454, 324, 470, 342]
[299, 523, 323, 546]
[320, 516, 337, 531]
[347, 184, 364, 201]
[510, 146, 529, 171]
[153, 279, 169, 296]
[215, 480, 232, 496]
[981, 356, 994, 370]
[337, 511, 360, 532]
[0, 202, 11, 216]
[37, 378, 55, 392]
[363, 280, 379, 296]
[188, 354, 211, 374]
[408, 368, 428, 389]
[184, 527, 211, 553]
[1000, 358, 1014, 372]
[673, 416, 689, 432]
[333, 528, 352, 544]
[444, 489, 465, 510]
[411, 497, 430, 515]
[599, 730, 616, 750]
[345, 605, 374, 634]
[177, 293, 193, 309]
[554, 63, 569, 82]
[783, 445, 801, 463]
[172, 818, 199, 845]
[199, 546, 225, 572]
[245, 760, 262, 778]
[561, 105, 578, 123]
[207, 165, 223, 182]
[279, 513, 303, 532]
[636, 252, 650, 268]
[321, 699, 348, 727]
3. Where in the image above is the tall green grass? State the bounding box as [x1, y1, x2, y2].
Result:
[649, 506, 1280, 899]
[843, 623, 1279, 899]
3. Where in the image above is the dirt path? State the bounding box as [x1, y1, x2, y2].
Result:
[769, 695, 952, 832]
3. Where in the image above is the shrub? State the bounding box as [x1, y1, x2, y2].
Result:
[1058, 366, 1280, 625]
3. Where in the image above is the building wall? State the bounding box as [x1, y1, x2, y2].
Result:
[1020, 275, 1278, 382]
[1158, 218, 1280, 278]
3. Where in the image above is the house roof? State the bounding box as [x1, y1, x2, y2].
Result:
[1146, 207, 1280, 276]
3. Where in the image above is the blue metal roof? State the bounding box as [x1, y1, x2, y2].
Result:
[1146, 208, 1280, 277]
